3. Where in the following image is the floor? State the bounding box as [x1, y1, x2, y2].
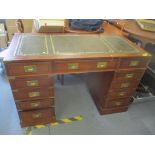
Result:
[0, 67, 155, 135]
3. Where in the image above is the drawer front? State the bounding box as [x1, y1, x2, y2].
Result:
[105, 98, 130, 108]
[19, 108, 55, 127]
[108, 90, 134, 100]
[6, 62, 52, 76]
[16, 98, 54, 111]
[54, 59, 118, 73]
[110, 81, 139, 90]
[120, 58, 149, 69]
[10, 75, 54, 89]
[13, 88, 54, 101]
[114, 69, 145, 82]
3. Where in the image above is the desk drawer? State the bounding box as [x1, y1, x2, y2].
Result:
[6, 62, 52, 76]
[10, 75, 54, 89]
[54, 59, 118, 73]
[114, 69, 145, 82]
[105, 98, 130, 108]
[119, 58, 149, 69]
[13, 88, 54, 101]
[108, 89, 134, 100]
[16, 98, 54, 111]
[110, 81, 139, 90]
[19, 108, 55, 127]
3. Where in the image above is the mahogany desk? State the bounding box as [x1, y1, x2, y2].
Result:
[2, 33, 151, 127]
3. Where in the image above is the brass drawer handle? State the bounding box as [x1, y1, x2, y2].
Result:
[31, 102, 40, 108]
[26, 80, 39, 87]
[32, 113, 42, 119]
[68, 63, 79, 70]
[121, 82, 129, 88]
[24, 65, 37, 73]
[125, 73, 134, 78]
[28, 92, 40, 98]
[115, 101, 122, 106]
[129, 61, 139, 67]
[118, 92, 125, 96]
[97, 62, 107, 69]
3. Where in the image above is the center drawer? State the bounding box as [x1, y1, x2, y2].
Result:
[19, 108, 56, 127]
[13, 87, 54, 101]
[9, 75, 54, 89]
[54, 59, 118, 74]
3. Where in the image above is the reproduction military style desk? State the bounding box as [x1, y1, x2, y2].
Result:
[3, 33, 151, 127]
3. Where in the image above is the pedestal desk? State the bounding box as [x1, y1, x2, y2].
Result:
[3, 33, 151, 127]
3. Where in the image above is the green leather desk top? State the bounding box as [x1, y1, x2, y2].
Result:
[15, 34, 142, 56]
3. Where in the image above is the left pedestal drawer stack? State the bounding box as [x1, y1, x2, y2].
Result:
[5, 61, 56, 127]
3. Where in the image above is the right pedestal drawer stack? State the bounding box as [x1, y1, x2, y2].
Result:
[102, 57, 150, 114]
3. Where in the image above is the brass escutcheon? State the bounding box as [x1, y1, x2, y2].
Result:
[26, 80, 39, 87]
[115, 102, 122, 106]
[125, 73, 134, 78]
[97, 62, 107, 69]
[24, 65, 37, 73]
[118, 92, 125, 96]
[121, 83, 129, 88]
[129, 61, 139, 67]
[32, 113, 42, 118]
[28, 92, 40, 97]
[31, 102, 40, 108]
[68, 63, 79, 70]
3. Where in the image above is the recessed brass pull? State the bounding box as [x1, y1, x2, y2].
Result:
[97, 62, 107, 69]
[28, 92, 40, 97]
[121, 82, 129, 88]
[31, 102, 40, 108]
[26, 80, 39, 87]
[24, 65, 37, 73]
[68, 63, 79, 70]
[118, 92, 125, 96]
[125, 73, 134, 78]
[129, 61, 139, 67]
[32, 113, 42, 119]
[115, 102, 122, 106]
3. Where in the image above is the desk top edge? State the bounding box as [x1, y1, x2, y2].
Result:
[3, 33, 151, 62]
